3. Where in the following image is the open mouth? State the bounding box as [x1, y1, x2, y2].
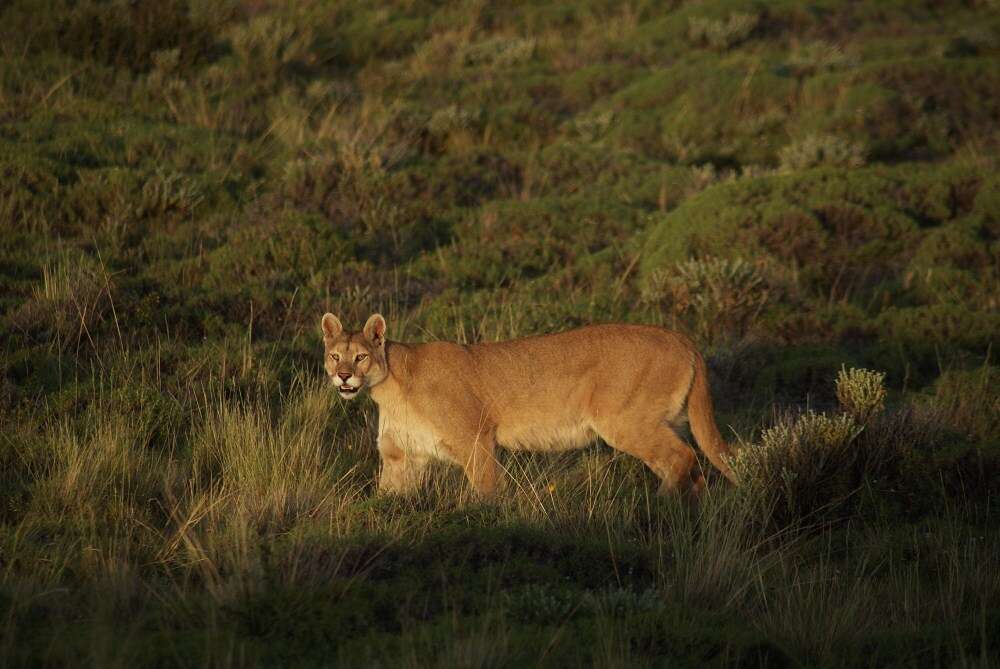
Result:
[338, 385, 360, 396]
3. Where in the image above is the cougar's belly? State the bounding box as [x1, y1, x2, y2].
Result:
[496, 420, 597, 452]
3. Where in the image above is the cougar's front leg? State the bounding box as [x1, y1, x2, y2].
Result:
[462, 436, 498, 499]
[377, 433, 427, 495]
[418, 391, 498, 499]
[445, 427, 497, 500]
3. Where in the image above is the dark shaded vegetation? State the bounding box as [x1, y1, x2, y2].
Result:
[1, 0, 998, 666]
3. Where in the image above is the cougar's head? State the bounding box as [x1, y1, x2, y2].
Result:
[320, 313, 388, 400]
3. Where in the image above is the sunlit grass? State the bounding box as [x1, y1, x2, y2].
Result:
[2, 352, 997, 666]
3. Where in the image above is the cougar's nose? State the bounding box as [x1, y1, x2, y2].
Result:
[337, 372, 352, 382]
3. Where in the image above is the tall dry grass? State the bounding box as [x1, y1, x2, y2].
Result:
[1, 340, 996, 666]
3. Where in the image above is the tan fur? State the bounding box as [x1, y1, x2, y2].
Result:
[321, 313, 736, 499]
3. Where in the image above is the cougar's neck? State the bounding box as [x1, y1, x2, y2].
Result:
[370, 340, 410, 399]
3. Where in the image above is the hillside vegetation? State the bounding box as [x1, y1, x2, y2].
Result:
[1, 0, 998, 666]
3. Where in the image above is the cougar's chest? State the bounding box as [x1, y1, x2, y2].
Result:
[376, 396, 454, 462]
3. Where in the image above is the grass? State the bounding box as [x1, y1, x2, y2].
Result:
[3, 369, 997, 667]
[1, 0, 998, 666]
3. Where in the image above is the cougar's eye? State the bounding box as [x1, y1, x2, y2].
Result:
[355, 353, 368, 362]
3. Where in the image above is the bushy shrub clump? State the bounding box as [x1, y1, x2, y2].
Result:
[785, 41, 854, 76]
[778, 134, 867, 171]
[640, 166, 997, 371]
[461, 36, 536, 66]
[687, 12, 760, 51]
[2, 0, 217, 71]
[732, 409, 862, 523]
[836, 366, 886, 424]
[642, 257, 771, 344]
[729, 367, 941, 525]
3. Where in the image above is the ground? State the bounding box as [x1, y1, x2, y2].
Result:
[1, 1, 998, 666]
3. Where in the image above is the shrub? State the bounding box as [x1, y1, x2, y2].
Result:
[639, 164, 986, 327]
[728, 363, 980, 526]
[567, 109, 615, 142]
[461, 36, 536, 66]
[608, 58, 794, 165]
[876, 303, 999, 366]
[905, 223, 997, 305]
[34, 0, 215, 71]
[134, 170, 204, 220]
[427, 104, 478, 139]
[732, 410, 862, 523]
[785, 41, 853, 77]
[504, 584, 580, 622]
[687, 13, 760, 51]
[226, 14, 314, 86]
[836, 367, 887, 424]
[641, 257, 770, 344]
[932, 365, 1000, 443]
[778, 134, 867, 171]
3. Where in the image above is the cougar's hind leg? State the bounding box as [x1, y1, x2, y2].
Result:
[596, 418, 705, 498]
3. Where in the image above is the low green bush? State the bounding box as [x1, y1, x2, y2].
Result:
[835, 366, 886, 424]
[778, 134, 867, 171]
[733, 409, 863, 523]
[642, 257, 771, 344]
[687, 12, 761, 51]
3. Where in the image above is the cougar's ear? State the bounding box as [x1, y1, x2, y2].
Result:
[321, 313, 343, 339]
[363, 313, 387, 346]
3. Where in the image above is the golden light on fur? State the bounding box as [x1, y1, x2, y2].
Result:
[321, 313, 736, 499]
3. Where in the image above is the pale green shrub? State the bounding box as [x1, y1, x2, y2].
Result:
[786, 41, 854, 76]
[148, 48, 182, 86]
[504, 584, 578, 621]
[428, 105, 478, 138]
[836, 367, 887, 423]
[687, 13, 760, 51]
[461, 36, 536, 66]
[569, 110, 614, 142]
[642, 257, 770, 344]
[281, 154, 338, 209]
[135, 170, 203, 220]
[761, 411, 860, 453]
[779, 134, 867, 171]
[732, 411, 861, 521]
[227, 15, 314, 83]
[683, 164, 779, 198]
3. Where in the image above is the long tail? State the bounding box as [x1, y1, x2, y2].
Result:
[687, 352, 737, 484]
